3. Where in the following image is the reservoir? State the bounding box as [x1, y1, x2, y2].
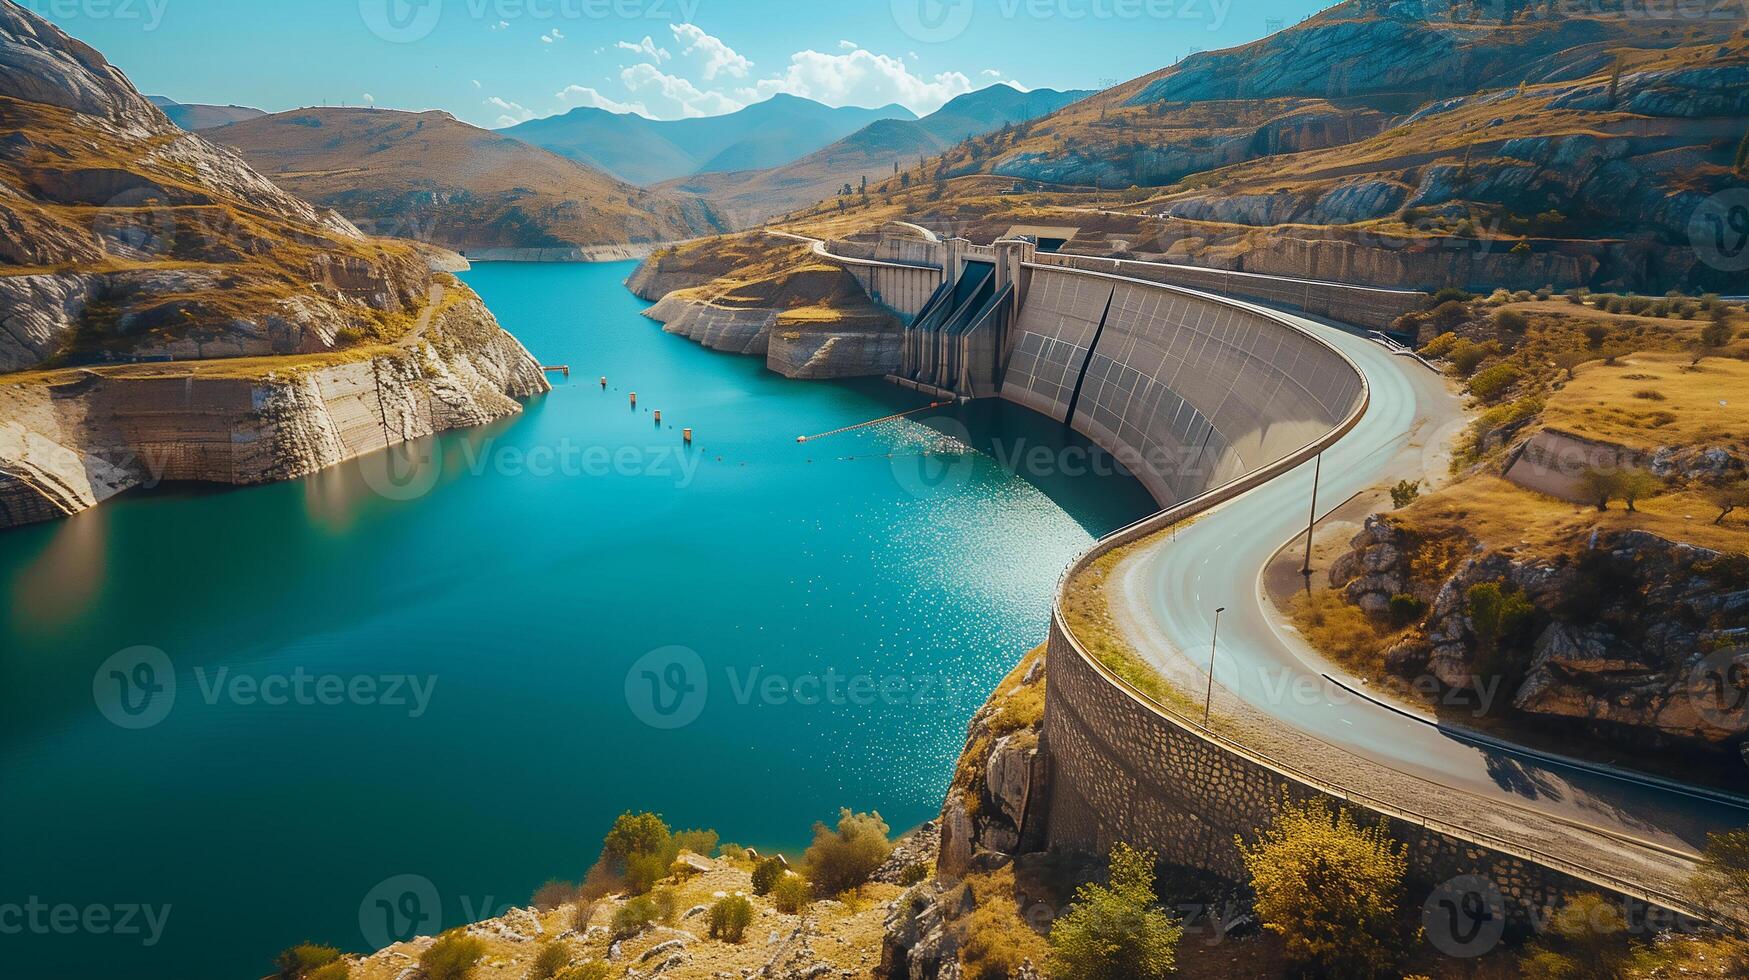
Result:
[0, 261, 1154, 979]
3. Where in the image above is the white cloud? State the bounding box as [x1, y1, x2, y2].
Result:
[669, 23, 751, 80]
[541, 28, 563, 44]
[555, 85, 650, 117]
[485, 95, 535, 127]
[616, 36, 671, 62]
[621, 62, 745, 117]
[471, 79, 482, 89]
[838, 39, 857, 50]
[741, 48, 975, 115]
[362, 93, 375, 106]
[490, 20, 508, 30]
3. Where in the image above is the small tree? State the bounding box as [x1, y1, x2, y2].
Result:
[1238, 796, 1408, 979]
[1617, 468, 1662, 512]
[276, 943, 341, 980]
[1467, 581, 1535, 671]
[708, 895, 755, 943]
[1711, 480, 1749, 526]
[801, 809, 892, 897]
[1390, 480, 1421, 509]
[1578, 466, 1625, 511]
[598, 811, 676, 894]
[751, 857, 786, 896]
[420, 930, 485, 980]
[771, 873, 811, 914]
[1696, 314, 1734, 364]
[1046, 843, 1181, 980]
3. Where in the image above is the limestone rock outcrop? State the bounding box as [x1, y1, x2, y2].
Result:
[1330, 518, 1749, 756]
[0, 3, 547, 529]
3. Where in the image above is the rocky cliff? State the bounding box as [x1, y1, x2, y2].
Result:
[629, 235, 903, 379]
[0, 2, 547, 529]
[1332, 515, 1749, 761]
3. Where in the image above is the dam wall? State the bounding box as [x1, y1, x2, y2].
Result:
[1001, 263, 1363, 505]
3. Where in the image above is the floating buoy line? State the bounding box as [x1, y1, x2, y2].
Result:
[795, 401, 952, 443]
[583, 373, 954, 465]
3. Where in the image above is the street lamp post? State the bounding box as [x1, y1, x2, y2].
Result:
[1301, 453, 1322, 578]
[1203, 606, 1226, 728]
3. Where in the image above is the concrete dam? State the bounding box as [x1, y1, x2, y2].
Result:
[815, 227, 1373, 506]
[817, 226, 1710, 927]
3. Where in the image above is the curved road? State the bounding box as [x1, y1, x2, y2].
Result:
[1109, 310, 1749, 857]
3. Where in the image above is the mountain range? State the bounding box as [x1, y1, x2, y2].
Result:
[211, 107, 723, 257]
[659, 85, 1092, 225]
[505, 93, 916, 186]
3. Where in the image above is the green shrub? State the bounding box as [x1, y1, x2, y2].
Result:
[306, 963, 349, 980]
[419, 930, 485, 980]
[1493, 309, 1529, 334]
[708, 895, 755, 943]
[673, 828, 719, 859]
[751, 857, 787, 896]
[276, 943, 342, 979]
[801, 809, 893, 898]
[1445, 338, 1499, 377]
[771, 874, 811, 914]
[1388, 594, 1427, 626]
[651, 887, 679, 925]
[525, 940, 569, 980]
[1047, 843, 1181, 980]
[1428, 287, 1475, 307]
[599, 811, 673, 894]
[1468, 362, 1522, 401]
[1237, 796, 1408, 979]
[1390, 480, 1421, 509]
[611, 896, 659, 939]
[898, 863, 931, 887]
[569, 900, 596, 935]
[1418, 331, 1459, 358]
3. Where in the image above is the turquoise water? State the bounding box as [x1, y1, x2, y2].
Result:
[0, 261, 1153, 979]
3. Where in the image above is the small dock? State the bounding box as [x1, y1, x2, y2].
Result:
[541, 365, 571, 377]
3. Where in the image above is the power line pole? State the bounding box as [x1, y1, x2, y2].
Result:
[1301, 453, 1322, 578]
[1203, 606, 1226, 728]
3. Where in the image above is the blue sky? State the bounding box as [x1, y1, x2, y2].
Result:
[30, 0, 1334, 127]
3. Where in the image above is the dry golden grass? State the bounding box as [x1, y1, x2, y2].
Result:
[1398, 474, 1749, 556]
[1542, 351, 1749, 455]
[345, 858, 899, 980]
[1287, 590, 1398, 678]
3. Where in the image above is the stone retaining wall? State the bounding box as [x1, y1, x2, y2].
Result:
[1040, 627, 1616, 927]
